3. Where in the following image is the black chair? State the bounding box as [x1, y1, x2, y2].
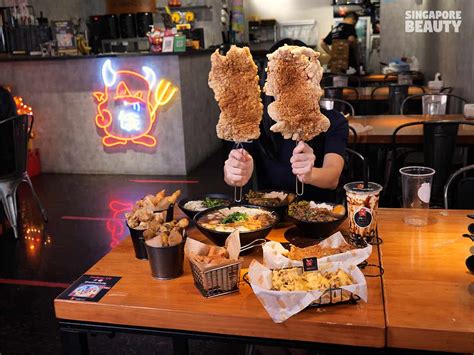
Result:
[0, 114, 47, 238]
[444, 165, 474, 209]
[324, 86, 359, 100]
[383, 120, 474, 207]
[336, 147, 369, 204]
[400, 93, 466, 115]
[371, 84, 425, 114]
[383, 70, 424, 85]
[320, 98, 355, 117]
[321, 74, 361, 88]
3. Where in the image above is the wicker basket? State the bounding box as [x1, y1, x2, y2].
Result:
[189, 258, 243, 298]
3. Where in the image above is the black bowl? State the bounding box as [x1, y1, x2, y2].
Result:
[244, 189, 296, 220]
[178, 194, 232, 220]
[286, 202, 347, 239]
[193, 204, 279, 247]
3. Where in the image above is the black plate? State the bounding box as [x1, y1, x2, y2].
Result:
[178, 194, 232, 220]
[287, 202, 347, 239]
[244, 189, 296, 220]
[193, 204, 279, 247]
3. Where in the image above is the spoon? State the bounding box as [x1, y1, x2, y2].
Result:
[462, 234, 474, 242]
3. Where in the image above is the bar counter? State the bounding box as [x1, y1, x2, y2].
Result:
[0, 50, 220, 174]
[54, 208, 474, 353]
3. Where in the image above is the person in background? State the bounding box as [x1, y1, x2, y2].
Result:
[223, 39, 348, 203]
[320, 12, 359, 71]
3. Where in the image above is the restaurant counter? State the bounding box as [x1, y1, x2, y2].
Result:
[0, 50, 220, 174]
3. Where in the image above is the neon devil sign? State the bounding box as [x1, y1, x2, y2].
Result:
[93, 59, 177, 148]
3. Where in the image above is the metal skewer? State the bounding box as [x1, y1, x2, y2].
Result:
[295, 140, 304, 197]
[234, 142, 244, 203]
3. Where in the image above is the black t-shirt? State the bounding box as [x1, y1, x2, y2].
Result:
[323, 23, 358, 69]
[241, 109, 348, 203]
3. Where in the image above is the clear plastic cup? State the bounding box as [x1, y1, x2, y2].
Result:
[344, 182, 383, 244]
[399, 166, 435, 226]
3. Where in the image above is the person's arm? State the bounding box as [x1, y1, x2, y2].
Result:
[290, 143, 344, 190]
[224, 148, 254, 187]
[320, 30, 333, 55]
[320, 39, 331, 55]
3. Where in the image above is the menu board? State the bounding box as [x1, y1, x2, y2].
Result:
[58, 275, 121, 302]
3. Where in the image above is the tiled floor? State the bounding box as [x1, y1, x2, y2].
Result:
[0, 150, 455, 355]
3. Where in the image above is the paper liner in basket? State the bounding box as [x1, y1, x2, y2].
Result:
[248, 260, 367, 323]
[184, 230, 242, 272]
[263, 231, 372, 269]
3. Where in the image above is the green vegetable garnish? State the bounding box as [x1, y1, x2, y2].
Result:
[221, 212, 248, 224]
[203, 197, 225, 209]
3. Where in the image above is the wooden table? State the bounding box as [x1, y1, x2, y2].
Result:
[54, 209, 474, 353]
[55, 219, 386, 353]
[348, 114, 474, 144]
[342, 86, 427, 101]
[378, 209, 474, 353]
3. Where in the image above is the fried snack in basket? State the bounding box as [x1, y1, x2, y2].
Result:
[126, 190, 181, 229]
[144, 218, 189, 247]
[208, 45, 263, 142]
[264, 45, 330, 141]
[287, 244, 354, 261]
[271, 267, 353, 292]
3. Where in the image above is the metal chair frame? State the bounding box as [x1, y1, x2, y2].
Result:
[383, 70, 424, 84]
[383, 120, 474, 204]
[400, 93, 467, 115]
[320, 98, 355, 117]
[371, 84, 425, 115]
[324, 86, 359, 101]
[370, 84, 426, 100]
[444, 164, 474, 209]
[0, 114, 48, 239]
[321, 74, 361, 88]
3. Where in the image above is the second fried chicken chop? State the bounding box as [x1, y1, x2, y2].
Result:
[264, 45, 330, 141]
[208, 46, 263, 142]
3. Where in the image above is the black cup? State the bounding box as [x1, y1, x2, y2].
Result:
[145, 237, 185, 280]
[127, 223, 148, 260]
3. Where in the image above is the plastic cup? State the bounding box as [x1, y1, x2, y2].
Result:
[344, 182, 383, 244]
[399, 166, 435, 226]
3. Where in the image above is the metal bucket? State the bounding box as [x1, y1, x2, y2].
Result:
[127, 224, 148, 260]
[145, 238, 185, 280]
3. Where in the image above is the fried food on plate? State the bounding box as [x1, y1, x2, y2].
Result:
[264, 45, 330, 141]
[208, 45, 263, 142]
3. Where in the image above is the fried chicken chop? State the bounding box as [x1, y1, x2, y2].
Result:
[208, 46, 263, 142]
[264, 45, 330, 141]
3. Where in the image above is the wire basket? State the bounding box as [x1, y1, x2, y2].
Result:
[309, 287, 360, 307]
[189, 258, 243, 298]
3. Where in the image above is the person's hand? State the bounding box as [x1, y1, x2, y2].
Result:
[290, 141, 315, 183]
[224, 149, 253, 187]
